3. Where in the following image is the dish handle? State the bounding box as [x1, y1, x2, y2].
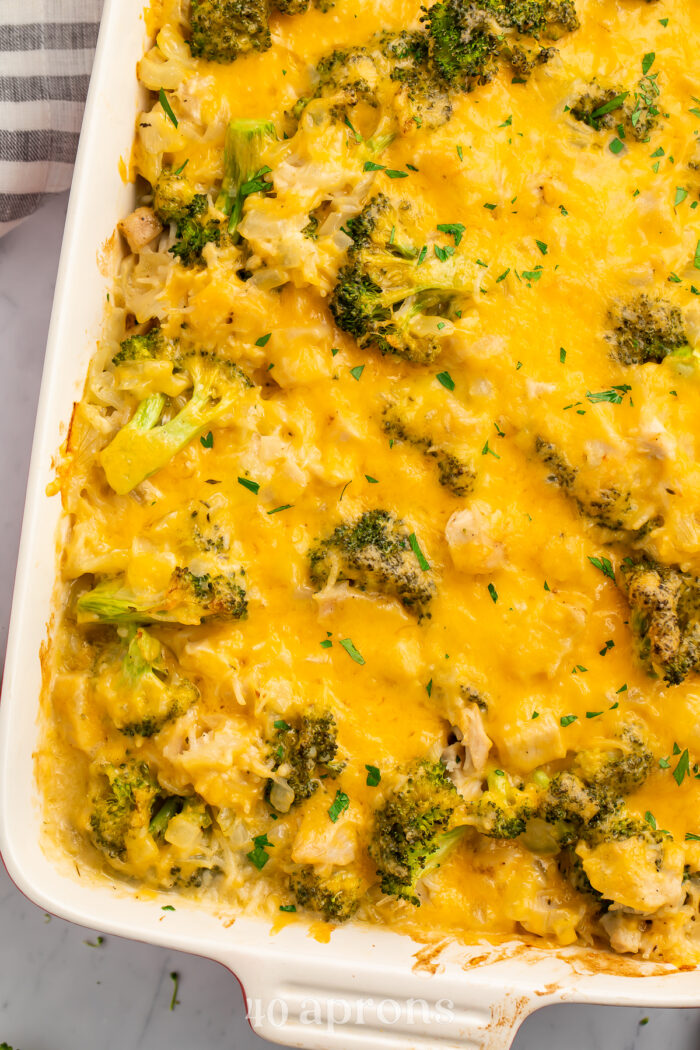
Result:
[226, 959, 538, 1050]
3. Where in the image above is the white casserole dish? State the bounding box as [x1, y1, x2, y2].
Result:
[0, 1, 698, 1046]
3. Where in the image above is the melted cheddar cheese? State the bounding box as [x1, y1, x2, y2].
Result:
[39, 0, 700, 964]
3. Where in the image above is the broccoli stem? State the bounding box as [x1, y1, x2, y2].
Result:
[149, 797, 182, 837]
[100, 386, 236, 495]
[217, 118, 277, 235]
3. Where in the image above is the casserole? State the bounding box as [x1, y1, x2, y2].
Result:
[1, 0, 700, 1046]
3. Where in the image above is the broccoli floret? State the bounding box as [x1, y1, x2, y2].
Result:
[537, 732, 654, 848]
[382, 401, 475, 496]
[188, 0, 272, 62]
[369, 760, 466, 904]
[152, 170, 221, 266]
[423, 0, 579, 91]
[620, 558, 700, 685]
[77, 566, 247, 626]
[312, 32, 452, 131]
[571, 73, 661, 141]
[534, 436, 660, 539]
[309, 509, 435, 618]
[100, 348, 252, 494]
[267, 712, 344, 808]
[289, 867, 363, 921]
[330, 194, 474, 363]
[89, 761, 160, 858]
[216, 119, 277, 237]
[92, 626, 199, 736]
[607, 294, 689, 365]
[112, 327, 169, 366]
[153, 171, 208, 224]
[465, 769, 540, 839]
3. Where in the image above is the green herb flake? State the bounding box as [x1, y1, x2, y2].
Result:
[158, 88, 178, 128]
[642, 52, 656, 75]
[609, 137, 625, 155]
[659, 757, 671, 769]
[694, 240, 700, 270]
[487, 582, 498, 603]
[644, 811, 657, 830]
[437, 222, 466, 245]
[674, 187, 689, 206]
[162, 904, 176, 911]
[385, 169, 408, 179]
[586, 711, 603, 719]
[200, 431, 214, 449]
[408, 531, 430, 571]
[659, 17, 668, 25]
[320, 639, 332, 649]
[426, 679, 433, 697]
[328, 789, 350, 823]
[237, 476, 260, 495]
[436, 370, 455, 391]
[255, 332, 272, 347]
[496, 268, 510, 283]
[364, 161, 385, 172]
[279, 904, 297, 912]
[483, 202, 497, 210]
[531, 710, 539, 719]
[349, 364, 365, 381]
[365, 764, 381, 787]
[535, 239, 548, 255]
[247, 833, 273, 870]
[560, 714, 578, 727]
[456, 145, 463, 161]
[267, 504, 293, 515]
[586, 385, 631, 404]
[481, 439, 500, 459]
[339, 637, 365, 665]
[559, 347, 567, 363]
[685, 832, 700, 841]
[673, 748, 690, 786]
[588, 555, 615, 581]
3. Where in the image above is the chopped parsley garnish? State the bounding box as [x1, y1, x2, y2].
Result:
[560, 714, 578, 727]
[200, 431, 213, 449]
[522, 268, 543, 283]
[247, 833, 273, 869]
[609, 137, 625, 155]
[320, 638, 332, 649]
[339, 637, 365, 665]
[328, 790, 350, 823]
[349, 364, 364, 381]
[173, 159, 189, 175]
[279, 904, 297, 912]
[674, 187, 688, 206]
[434, 244, 455, 262]
[158, 88, 178, 128]
[255, 333, 272, 347]
[686, 833, 700, 842]
[426, 679, 433, 697]
[644, 811, 657, 830]
[588, 555, 615, 581]
[591, 92, 629, 119]
[559, 347, 567, 363]
[456, 145, 463, 161]
[487, 582, 498, 603]
[599, 639, 614, 656]
[274, 719, 291, 730]
[481, 440, 500, 459]
[267, 504, 293, 514]
[586, 711, 603, 719]
[365, 764, 381, 787]
[364, 161, 385, 172]
[535, 240, 548, 255]
[694, 240, 700, 270]
[385, 169, 408, 179]
[642, 52, 655, 75]
[496, 269, 510, 283]
[408, 532, 430, 571]
[436, 370, 455, 391]
[437, 222, 465, 245]
[586, 385, 631, 404]
[237, 476, 260, 494]
[673, 748, 690, 786]
[365, 474, 378, 484]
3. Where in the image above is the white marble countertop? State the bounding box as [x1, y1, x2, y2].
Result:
[1, 195, 699, 1050]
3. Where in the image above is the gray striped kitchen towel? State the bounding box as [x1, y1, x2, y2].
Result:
[0, 0, 103, 236]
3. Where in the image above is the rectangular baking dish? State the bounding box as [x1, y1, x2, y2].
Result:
[1, 2, 698, 1046]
